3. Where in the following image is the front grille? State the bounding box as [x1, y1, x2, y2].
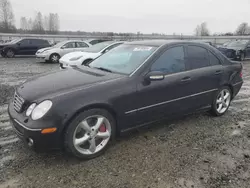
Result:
[13, 92, 25, 113]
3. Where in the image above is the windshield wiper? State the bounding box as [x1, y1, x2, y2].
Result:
[94, 67, 112, 73]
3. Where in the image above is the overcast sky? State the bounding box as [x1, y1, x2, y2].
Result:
[11, 0, 250, 34]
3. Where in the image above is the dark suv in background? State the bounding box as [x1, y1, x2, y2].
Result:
[0, 38, 50, 58]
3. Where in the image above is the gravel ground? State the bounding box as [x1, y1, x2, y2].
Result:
[1, 58, 250, 188]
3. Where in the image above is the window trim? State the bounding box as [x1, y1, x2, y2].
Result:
[149, 45, 186, 76]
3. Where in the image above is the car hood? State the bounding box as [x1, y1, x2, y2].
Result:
[60, 51, 101, 65]
[37, 47, 54, 53]
[17, 67, 123, 101]
[218, 46, 244, 51]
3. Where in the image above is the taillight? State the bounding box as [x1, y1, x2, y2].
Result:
[240, 71, 243, 78]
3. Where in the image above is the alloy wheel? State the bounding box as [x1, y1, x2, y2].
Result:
[7, 50, 14, 58]
[73, 115, 111, 155]
[216, 89, 231, 114]
[51, 55, 59, 63]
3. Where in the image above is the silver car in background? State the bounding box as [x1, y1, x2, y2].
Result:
[36, 40, 91, 63]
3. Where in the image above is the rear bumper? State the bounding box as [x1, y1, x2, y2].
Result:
[232, 81, 243, 98]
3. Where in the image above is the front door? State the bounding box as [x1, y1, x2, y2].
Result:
[135, 45, 194, 124]
[18, 39, 33, 55]
[60, 42, 76, 56]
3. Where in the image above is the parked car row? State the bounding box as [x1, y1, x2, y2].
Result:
[216, 40, 250, 61]
[8, 40, 243, 159]
[0, 38, 111, 59]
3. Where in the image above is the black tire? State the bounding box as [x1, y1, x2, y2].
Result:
[49, 53, 60, 63]
[64, 108, 116, 159]
[6, 49, 15, 58]
[82, 59, 93, 66]
[210, 86, 232, 116]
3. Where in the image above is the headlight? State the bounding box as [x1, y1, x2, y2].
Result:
[70, 56, 83, 61]
[31, 100, 53, 120]
[26, 103, 36, 116]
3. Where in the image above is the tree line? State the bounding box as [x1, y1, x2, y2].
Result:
[195, 22, 250, 36]
[0, 0, 60, 34]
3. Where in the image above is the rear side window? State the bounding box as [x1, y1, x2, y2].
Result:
[187, 46, 209, 69]
[151, 46, 185, 74]
[30, 39, 49, 45]
[209, 51, 221, 66]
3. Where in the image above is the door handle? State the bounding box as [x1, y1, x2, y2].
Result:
[215, 70, 222, 75]
[181, 76, 191, 82]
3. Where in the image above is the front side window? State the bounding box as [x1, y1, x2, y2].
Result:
[89, 44, 157, 75]
[76, 42, 88, 48]
[20, 39, 30, 45]
[151, 46, 185, 74]
[63, 42, 75, 48]
[187, 46, 209, 69]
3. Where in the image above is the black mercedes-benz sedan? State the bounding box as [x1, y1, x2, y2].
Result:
[217, 40, 250, 61]
[8, 40, 243, 159]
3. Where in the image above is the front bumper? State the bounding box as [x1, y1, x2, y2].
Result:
[8, 100, 62, 151]
[36, 53, 50, 61]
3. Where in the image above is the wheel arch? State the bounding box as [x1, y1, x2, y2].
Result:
[61, 103, 118, 138]
[82, 58, 93, 65]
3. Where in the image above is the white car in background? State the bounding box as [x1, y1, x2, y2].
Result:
[36, 40, 91, 63]
[59, 41, 123, 69]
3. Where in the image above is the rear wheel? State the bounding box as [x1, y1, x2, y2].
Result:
[49, 53, 60, 63]
[211, 86, 232, 116]
[64, 108, 116, 159]
[6, 49, 15, 58]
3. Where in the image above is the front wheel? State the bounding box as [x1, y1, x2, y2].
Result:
[64, 109, 116, 159]
[6, 49, 15, 58]
[49, 53, 60, 63]
[211, 86, 232, 116]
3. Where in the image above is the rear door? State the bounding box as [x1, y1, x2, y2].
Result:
[184, 45, 222, 109]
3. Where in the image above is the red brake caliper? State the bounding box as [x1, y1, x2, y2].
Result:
[99, 124, 106, 132]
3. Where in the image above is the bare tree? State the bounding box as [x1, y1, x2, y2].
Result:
[43, 15, 49, 31]
[235, 22, 249, 35]
[27, 18, 33, 30]
[20, 17, 28, 31]
[48, 13, 60, 33]
[0, 0, 15, 32]
[195, 22, 210, 36]
[32, 12, 44, 33]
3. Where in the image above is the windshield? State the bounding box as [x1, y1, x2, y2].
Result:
[227, 40, 248, 47]
[8, 38, 22, 44]
[89, 44, 157, 75]
[83, 42, 116, 53]
[52, 41, 67, 48]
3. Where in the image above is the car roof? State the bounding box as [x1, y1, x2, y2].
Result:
[125, 40, 216, 47]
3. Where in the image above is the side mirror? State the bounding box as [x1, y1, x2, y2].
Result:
[144, 71, 165, 82]
[17, 42, 21, 46]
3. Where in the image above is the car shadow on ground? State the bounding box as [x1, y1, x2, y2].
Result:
[24, 111, 209, 165]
